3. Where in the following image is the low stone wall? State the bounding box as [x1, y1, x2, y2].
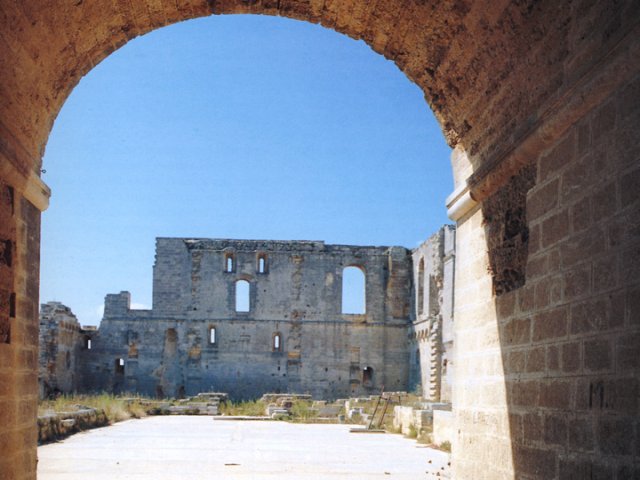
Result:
[432, 410, 454, 446]
[38, 408, 109, 444]
[392, 406, 432, 435]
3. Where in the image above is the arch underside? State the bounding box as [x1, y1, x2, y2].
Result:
[2, 0, 634, 184]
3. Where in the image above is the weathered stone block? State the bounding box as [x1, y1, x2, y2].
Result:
[620, 247, 640, 285]
[617, 464, 640, 480]
[525, 346, 546, 374]
[511, 380, 540, 407]
[561, 228, 605, 269]
[563, 264, 591, 300]
[543, 413, 567, 447]
[583, 338, 611, 372]
[526, 253, 549, 280]
[517, 283, 535, 313]
[513, 445, 557, 479]
[561, 342, 581, 373]
[570, 298, 608, 335]
[539, 131, 575, 183]
[533, 306, 568, 342]
[505, 350, 526, 375]
[527, 179, 559, 222]
[597, 416, 633, 455]
[539, 380, 572, 410]
[522, 412, 543, 443]
[503, 317, 531, 346]
[616, 333, 640, 371]
[547, 344, 560, 372]
[592, 255, 618, 294]
[570, 196, 592, 234]
[541, 211, 570, 249]
[620, 168, 640, 208]
[625, 286, 640, 326]
[558, 457, 611, 480]
[561, 157, 594, 205]
[568, 416, 595, 452]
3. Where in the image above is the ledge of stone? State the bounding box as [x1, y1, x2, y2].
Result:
[38, 408, 109, 444]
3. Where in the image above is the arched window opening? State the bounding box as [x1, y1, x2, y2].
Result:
[209, 326, 216, 345]
[235, 280, 250, 312]
[342, 266, 366, 314]
[225, 254, 235, 273]
[363, 366, 374, 387]
[85, 336, 92, 349]
[273, 332, 282, 352]
[418, 258, 425, 315]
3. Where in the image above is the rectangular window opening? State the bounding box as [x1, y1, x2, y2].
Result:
[209, 327, 216, 344]
[9, 292, 16, 318]
[115, 358, 125, 374]
[1, 239, 12, 268]
[235, 280, 250, 312]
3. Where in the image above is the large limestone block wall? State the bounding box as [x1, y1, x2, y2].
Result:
[409, 225, 456, 402]
[0, 182, 42, 479]
[503, 75, 640, 479]
[0, 1, 638, 479]
[450, 75, 640, 480]
[81, 239, 412, 400]
[38, 302, 84, 398]
[151, 238, 410, 324]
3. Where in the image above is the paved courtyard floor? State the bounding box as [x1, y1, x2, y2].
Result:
[38, 416, 451, 479]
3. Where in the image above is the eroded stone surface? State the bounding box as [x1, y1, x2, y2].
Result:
[42, 229, 454, 402]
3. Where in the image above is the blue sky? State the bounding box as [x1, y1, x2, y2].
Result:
[40, 14, 453, 326]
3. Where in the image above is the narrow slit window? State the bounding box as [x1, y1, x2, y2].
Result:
[85, 337, 92, 349]
[209, 327, 216, 344]
[9, 292, 16, 318]
[225, 255, 234, 273]
[363, 366, 374, 386]
[115, 358, 125, 374]
[258, 256, 267, 273]
[235, 280, 250, 312]
[273, 332, 282, 351]
[342, 266, 366, 314]
[418, 258, 425, 315]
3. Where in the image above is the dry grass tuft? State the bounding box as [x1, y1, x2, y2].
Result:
[39, 394, 149, 424]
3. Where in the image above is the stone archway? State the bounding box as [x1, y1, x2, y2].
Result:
[1, 2, 639, 479]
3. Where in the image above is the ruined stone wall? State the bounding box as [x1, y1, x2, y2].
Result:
[440, 226, 456, 403]
[38, 302, 85, 398]
[81, 239, 412, 400]
[409, 225, 456, 402]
